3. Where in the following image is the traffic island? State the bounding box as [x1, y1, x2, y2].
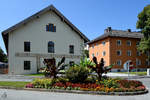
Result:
[24, 78, 149, 96]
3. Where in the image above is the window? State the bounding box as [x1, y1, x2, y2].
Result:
[46, 24, 56, 32]
[104, 60, 106, 65]
[117, 50, 121, 56]
[92, 53, 94, 57]
[96, 43, 98, 46]
[24, 61, 31, 70]
[102, 51, 106, 56]
[116, 60, 122, 66]
[69, 45, 74, 54]
[117, 40, 121, 46]
[136, 59, 141, 66]
[102, 41, 105, 46]
[126, 40, 131, 46]
[145, 51, 150, 56]
[48, 41, 55, 53]
[24, 42, 30, 52]
[96, 52, 99, 56]
[92, 44, 94, 48]
[145, 59, 150, 66]
[69, 61, 74, 66]
[136, 41, 140, 46]
[127, 50, 131, 56]
[137, 51, 141, 56]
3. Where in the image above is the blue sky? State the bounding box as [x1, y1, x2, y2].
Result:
[0, 0, 149, 53]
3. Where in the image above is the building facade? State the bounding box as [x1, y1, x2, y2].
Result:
[2, 5, 89, 74]
[88, 27, 150, 72]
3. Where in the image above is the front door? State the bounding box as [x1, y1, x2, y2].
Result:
[123, 60, 131, 71]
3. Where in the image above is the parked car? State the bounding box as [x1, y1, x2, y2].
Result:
[0, 62, 8, 74]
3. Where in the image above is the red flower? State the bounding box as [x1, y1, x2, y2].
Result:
[26, 83, 34, 88]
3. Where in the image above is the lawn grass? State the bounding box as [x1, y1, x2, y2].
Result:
[0, 81, 29, 88]
[117, 72, 147, 76]
[25, 73, 44, 76]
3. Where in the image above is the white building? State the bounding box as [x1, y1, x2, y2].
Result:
[2, 5, 89, 75]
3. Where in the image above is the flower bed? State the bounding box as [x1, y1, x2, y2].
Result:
[26, 78, 147, 93]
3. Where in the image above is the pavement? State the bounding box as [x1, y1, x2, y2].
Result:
[0, 73, 149, 82]
[0, 74, 44, 82]
[104, 72, 136, 76]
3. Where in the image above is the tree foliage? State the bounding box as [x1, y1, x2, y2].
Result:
[0, 47, 7, 63]
[136, 5, 150, 56]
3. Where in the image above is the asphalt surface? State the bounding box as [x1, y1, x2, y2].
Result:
[0, 73, 145, 82]
[0, 78, 149, 100]
[0, 74, 44, 82]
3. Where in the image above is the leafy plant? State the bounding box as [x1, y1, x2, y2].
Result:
[31, 78, 53, 88]
[100, 78, 120, 88]
[84, 76, 97, 83]
[66, 65, 90, 83]
[118, 80, 143, 88]
[56, 77, 69, 84]
[43, 57, 68, 78]
[88, 57, 113, 81]
[80, 56, 95, 68]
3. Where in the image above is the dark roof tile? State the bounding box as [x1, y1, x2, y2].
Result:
[88, 29, 143, 44]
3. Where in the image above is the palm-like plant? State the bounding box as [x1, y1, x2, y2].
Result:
[80, 57, 95, 68]
[43, 57, 67, 78]
[88, 57, 113, 81]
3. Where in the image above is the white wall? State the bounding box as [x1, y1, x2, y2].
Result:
[8, 11, 84, 74]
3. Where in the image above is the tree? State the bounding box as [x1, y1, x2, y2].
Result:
[136, 5, 150, 59]
[0, 47, 7, 63]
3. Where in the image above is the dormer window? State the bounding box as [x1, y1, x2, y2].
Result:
[46, 24, 56, 32]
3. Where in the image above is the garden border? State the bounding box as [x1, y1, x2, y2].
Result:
[0, 86, 148, 96]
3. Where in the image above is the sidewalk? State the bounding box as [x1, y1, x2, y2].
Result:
[0, 73, 149, 82]
[0, 74, 43, 82]
[104, 72, 150, 79]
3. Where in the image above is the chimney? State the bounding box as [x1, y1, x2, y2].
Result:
[127, 29, 131, 32]
[108, 27, 112, 32]
[104, 27, 112, 33]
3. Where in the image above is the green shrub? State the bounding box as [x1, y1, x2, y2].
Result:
[80, 57, 95, 68]
[100, 78, 120, 88]
[85, 76, 97, 83]
[66, 65, 90, 83]
[56, 77, 69, 84]
[32, 78, 53, 88]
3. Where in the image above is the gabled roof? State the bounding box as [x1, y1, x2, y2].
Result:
[2, 5, 89, 52]
[88, 28, 143, 44]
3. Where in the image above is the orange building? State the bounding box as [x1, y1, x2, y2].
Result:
[88, 27, 150, 72]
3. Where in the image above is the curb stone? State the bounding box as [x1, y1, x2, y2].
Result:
[0, 86, 148, 96]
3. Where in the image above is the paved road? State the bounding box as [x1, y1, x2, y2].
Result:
[0, 78, 149, 100]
